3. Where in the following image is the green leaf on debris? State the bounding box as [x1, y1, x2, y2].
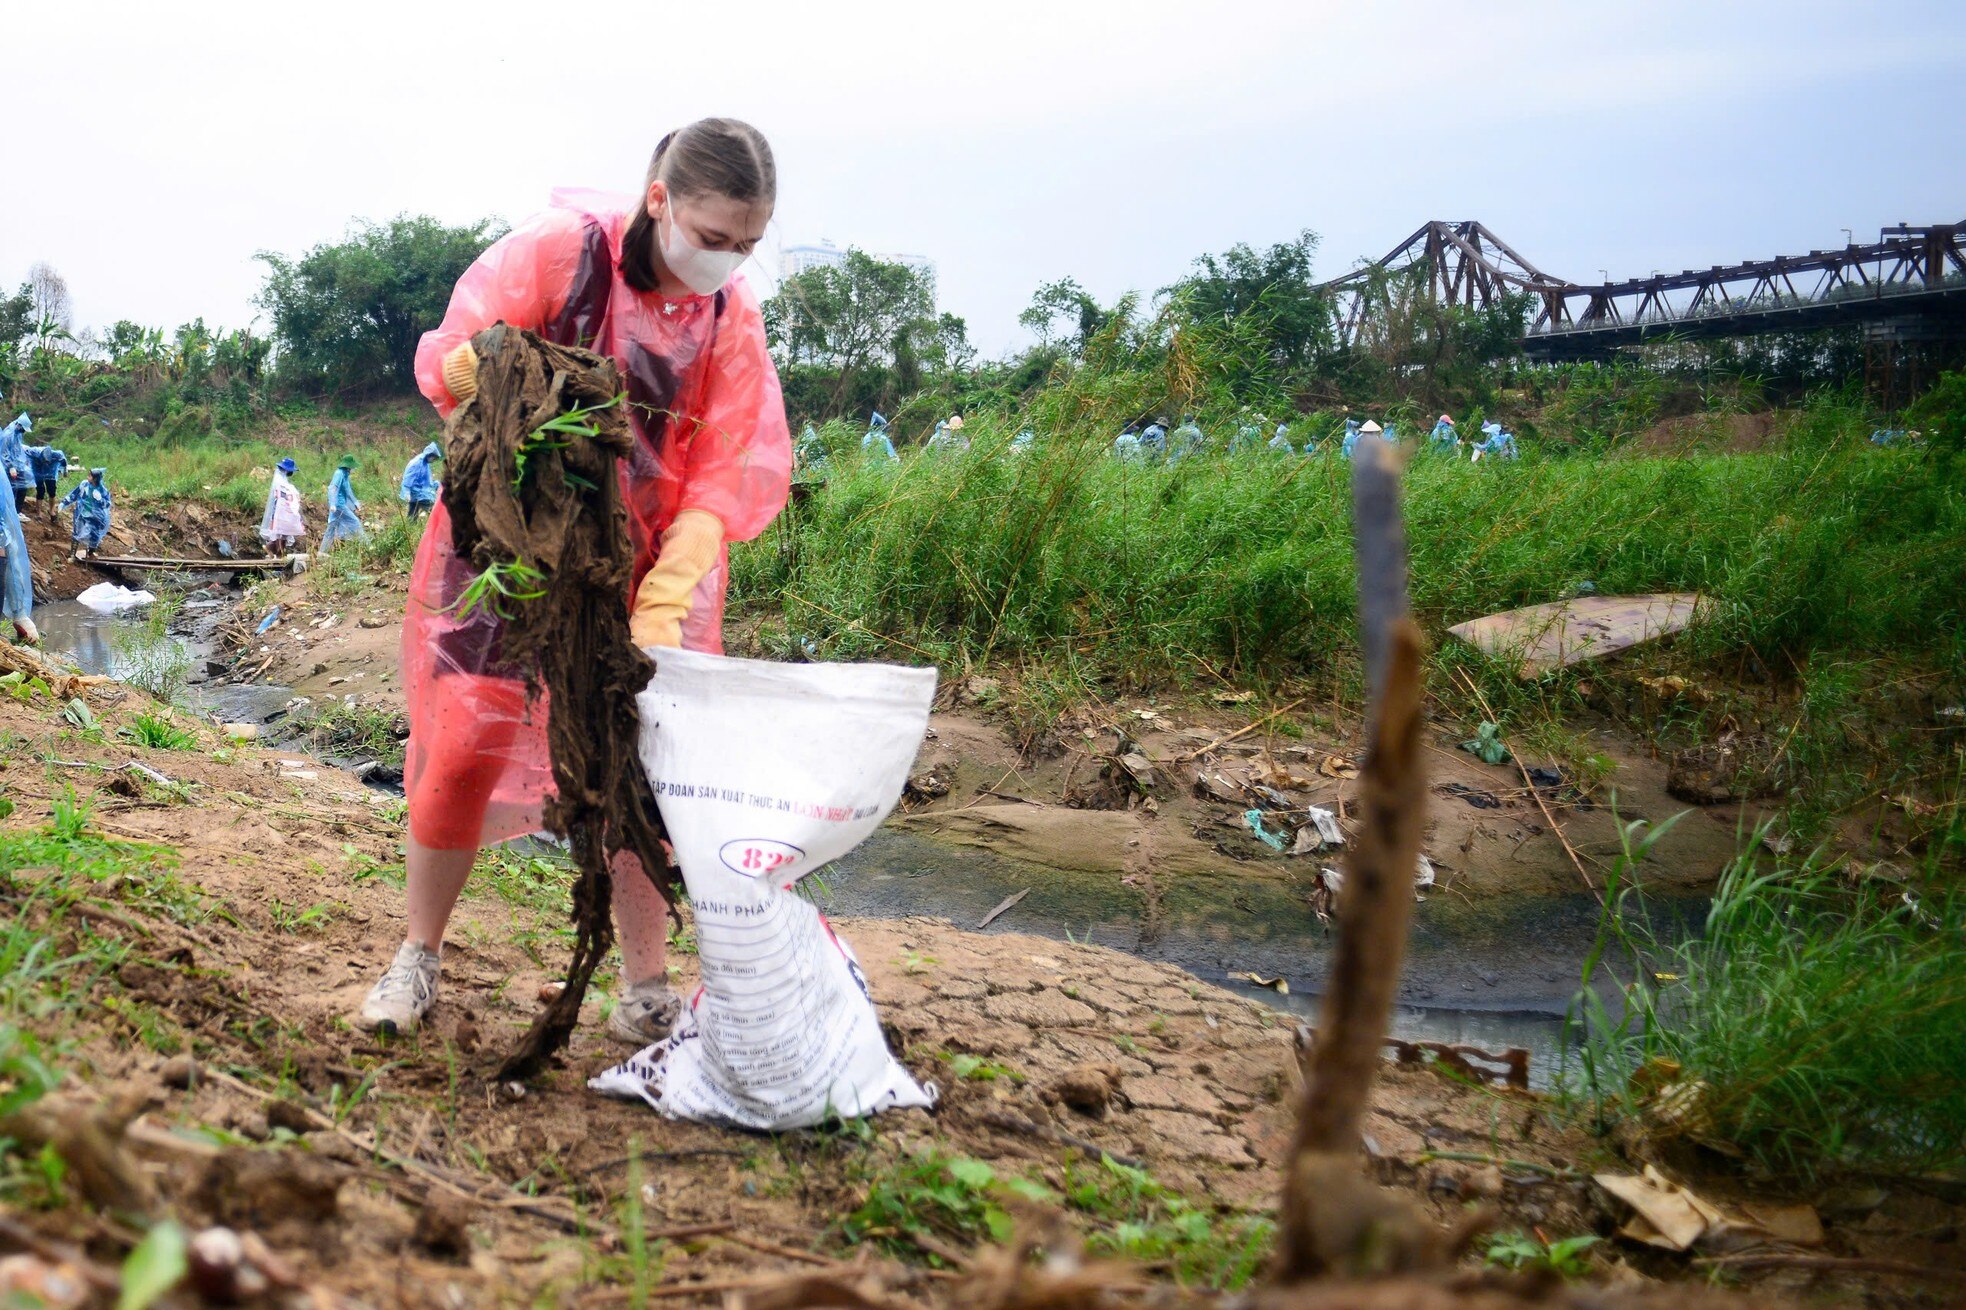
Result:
[117, 1220, 188, 1310]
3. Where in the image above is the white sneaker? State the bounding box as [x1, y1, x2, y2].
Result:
[606, 978, 683, 1046]
[357, 940, 441, 1034]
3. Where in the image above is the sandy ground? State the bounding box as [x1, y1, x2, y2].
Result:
[2, 674, 1959, 1308]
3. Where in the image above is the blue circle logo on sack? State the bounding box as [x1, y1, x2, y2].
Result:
[720, 838, 804, 879]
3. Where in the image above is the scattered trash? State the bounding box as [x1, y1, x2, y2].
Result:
[904, 770, 950, 802]
[254, 606, 281, 635]
[1192, 771, 1242, 804]
[1525, 765, 1568, 792]
[1440, 781, 1501, 809]
[1461, 721, 1510, 765]
[1230, 971, 1289, 994]
[1317, 754, 1359, 779]
[1449, 592, 1703, 676]
[1319, 854, 1433, 893]
[219, 723, 258, 741]
[1243, 809, 1289, 852]
[1594, 1166, 1825, 1254]
[1116, 751, 1158, 789]
[1637, 673, 1713, 706]
[1288, 806, 1344, 854]
[1231, 782, 1284, 811]
[1593, 1167, 1714, 1251]
[75, 582, 156, 613]
[1212, 689, 1255, 705]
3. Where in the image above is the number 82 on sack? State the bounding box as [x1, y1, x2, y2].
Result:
[719, 838, 805, 879]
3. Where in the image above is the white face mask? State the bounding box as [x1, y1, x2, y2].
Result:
[659, 204, 747, 295]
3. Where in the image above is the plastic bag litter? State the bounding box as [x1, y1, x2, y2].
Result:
[75, 582, 155, 613]
[1288, 806, 1345, 854]
[1320, 853, 1433, 895]
[589, 647, 939, 1130]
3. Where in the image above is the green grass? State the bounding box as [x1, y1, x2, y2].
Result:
[0, 796, 214, 1201]
[840, 1145, 1271, 1289]
[293, 699, 407, 767]
[1566, 831, 1966, 1179]
[110, 591, 192, 703]
[120, 711, 200, 752]
[735, 393, 1963, 684]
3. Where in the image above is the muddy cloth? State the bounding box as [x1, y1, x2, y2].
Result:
[401, 189, 790, 853]
[437, 324, 676, 1078]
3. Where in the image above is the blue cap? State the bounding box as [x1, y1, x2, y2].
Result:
[277, 457, 297, 474]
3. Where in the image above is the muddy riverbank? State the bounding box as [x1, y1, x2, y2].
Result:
[32, 589, 1670, 1075]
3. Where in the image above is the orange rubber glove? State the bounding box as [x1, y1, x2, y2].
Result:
[630, 510, 724, 649]
[442, 342, 479, 404]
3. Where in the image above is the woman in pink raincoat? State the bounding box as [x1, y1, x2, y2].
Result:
[358, 119, 792, 1041]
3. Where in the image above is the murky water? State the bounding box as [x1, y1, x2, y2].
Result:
[31, 597, 295, 724]
[814, 829, 1702, 1086]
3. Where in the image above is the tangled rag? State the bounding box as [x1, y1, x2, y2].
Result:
[439, 323, 676, 1079]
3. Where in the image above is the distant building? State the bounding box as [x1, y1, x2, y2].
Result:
[780, 241, 848, 278]
[781, 240, 936, 285]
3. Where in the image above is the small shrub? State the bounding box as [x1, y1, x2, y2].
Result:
[1567, 830, 1966, 1178]
[121, 712, 198, 752]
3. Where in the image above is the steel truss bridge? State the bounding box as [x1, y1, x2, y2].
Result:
[1319, 220, 1966, 362]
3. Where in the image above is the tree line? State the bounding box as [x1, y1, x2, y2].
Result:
[1, 213, 1877, 435]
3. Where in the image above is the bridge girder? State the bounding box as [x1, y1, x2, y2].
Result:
[1317, 221, 1966, 360]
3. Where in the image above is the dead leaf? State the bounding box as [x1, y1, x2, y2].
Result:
[1594, 1166, 1722, 1251]
[1318, 754, 1359, 780]
[1229, 971, 1290, 995]
[1212, 689, 1256, 705]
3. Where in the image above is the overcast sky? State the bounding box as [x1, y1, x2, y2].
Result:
[7, 0, 1961, 357]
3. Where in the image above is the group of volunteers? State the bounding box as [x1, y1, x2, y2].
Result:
[791, 407, 1525, 470]
[792, 410, 989, 475]
[1113, 411, 1521, 462]
[0, 399, 113, 646]
[249, 444, 448, 554]
[0, 405, 451, 649]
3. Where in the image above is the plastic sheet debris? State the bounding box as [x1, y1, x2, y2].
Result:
[1243, 809, 1289, 851]
[1319, 853, 1433, 894]
[75, 582, 156, 613]
[253, 606, 281, 635]
[1288, 806, 1345, 854]
[1460, 720, 1510, 764]
[591, 648, 938, 1130]
[1448, 593, 1703, 676]
[1440, 781, 1502, 809]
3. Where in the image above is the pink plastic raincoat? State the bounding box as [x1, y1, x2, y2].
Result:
[403, 189, 791, 850]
